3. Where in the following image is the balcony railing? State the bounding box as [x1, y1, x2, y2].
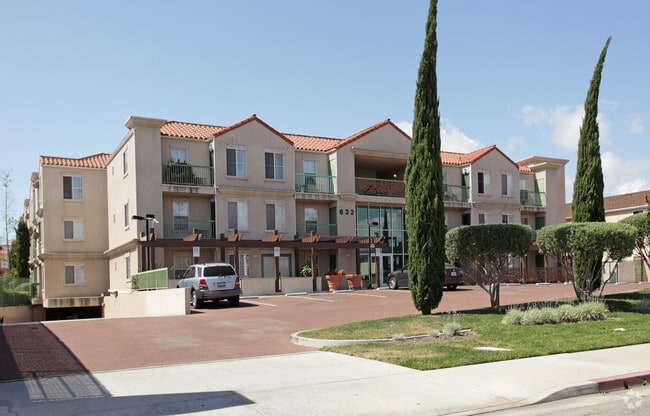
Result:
[162, 163, 214, 187]
[295, 222, 338, 238]
[163, 218, 216, 239]
[443, 184, 470, 203]
[295, 173, 336, 194]
[356, 177, 405, 197]
[520, 189, 545, 207]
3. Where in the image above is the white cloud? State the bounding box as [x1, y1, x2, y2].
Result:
[395, 119, 482, 153]
[628, 114, 647, 135]
[504, 136, 526, 153]
[601, 151, 650, 196]
[520, 104, 611, 150]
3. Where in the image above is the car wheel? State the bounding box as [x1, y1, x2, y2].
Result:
[447, 285, 457, 290]
[388, 276, 398, 290]
[228, 296, 240, 307]
[190, 290, 203, 308]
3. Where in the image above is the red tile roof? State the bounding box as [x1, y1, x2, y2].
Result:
[336, 119, 411, 149]
[285, 134, 342, 151]
[565, 189, 650, 220]
[40, 153, 110, 169]
[161, 121, 224, 140]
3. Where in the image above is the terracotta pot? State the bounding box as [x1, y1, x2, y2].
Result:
[346, 274, 362, 290]
[325, 274, 344, 291]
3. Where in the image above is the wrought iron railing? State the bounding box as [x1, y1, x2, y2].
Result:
[443, 184, 470, 202]
[295, 222, 338, 238]
[162, 163, 214, 186]
[295, 173, 336, 194]
[163, 218, 216, 239]
[355, 177, 405, 197]
[520, 189, 545, 207]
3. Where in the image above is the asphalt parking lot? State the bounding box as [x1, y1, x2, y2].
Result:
[1, 282, 647, 382]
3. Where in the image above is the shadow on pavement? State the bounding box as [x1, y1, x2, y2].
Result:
[0, 324, 253, 414]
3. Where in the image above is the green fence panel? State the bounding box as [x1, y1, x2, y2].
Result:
[131, 268, 169, 291]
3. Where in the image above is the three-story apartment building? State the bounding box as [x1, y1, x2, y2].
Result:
[26, 114, 568, 318]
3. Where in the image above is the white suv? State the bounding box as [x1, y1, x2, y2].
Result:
[178, 263, 241, 308]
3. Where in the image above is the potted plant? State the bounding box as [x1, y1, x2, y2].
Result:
[300, 264, 312, 277]
[346, 272, 363, 290]
[325, 269, 345, 291]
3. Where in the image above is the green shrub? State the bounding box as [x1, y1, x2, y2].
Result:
[501, 309, 524, 325]
[633, 298, 650, 314]
[503, 301, 608, 326]
[442, 321, 463, 336]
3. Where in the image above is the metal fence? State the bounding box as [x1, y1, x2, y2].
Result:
[0, 277, 32, 307]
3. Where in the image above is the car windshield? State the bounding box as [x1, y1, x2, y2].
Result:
[204, 265, 236, 277]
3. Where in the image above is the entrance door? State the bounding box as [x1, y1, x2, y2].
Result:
[370, 252, 393, 287]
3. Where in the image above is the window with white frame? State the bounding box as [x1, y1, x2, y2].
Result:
[442, 171, 448, 193]
[265, 152, 284, 180]
[228, 201, 248, 230]
[123, 202, 129, 228]
[171, 147, 188, 164]
[228, 254, 250, 277]
[173, 201, 189, 231]
[65, 264, 85, 285]
[122, 149, 128, 175]
[64, 220, 84, 240]
[303, 160, 317, 189]
[304, 207, 318, 235]
[478, 213, 491, 224]
[502, 213, 514, 224]
[125, 255, 131, 281]
[226, 148, 247, 177]
[63, 176, 83, 200]
[266, 202, 286, 231]
[501, 173, 513, 196]
[478, 171, 490, 194]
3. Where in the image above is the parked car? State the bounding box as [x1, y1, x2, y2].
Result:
[387, 263, 464, 291]
[178, 263, 241, 308]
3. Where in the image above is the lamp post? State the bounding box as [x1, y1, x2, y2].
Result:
[132, 213, 155, 271]
[368, 220, 378, 288]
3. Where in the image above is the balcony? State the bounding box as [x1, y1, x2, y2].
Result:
[163, 218, 216, 239]
[520, 189, 545, 208]
[295, 222, 337, 238]
[356, 177, 405, 198]
[162, 163, 214, 187]
[295, 173, 336, 194]
[443, 184, 470, 203]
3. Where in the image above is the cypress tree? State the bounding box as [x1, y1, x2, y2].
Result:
[572, 36, 611, 296]
[10, 219, 30, 277]
[405, 0, 445, 315]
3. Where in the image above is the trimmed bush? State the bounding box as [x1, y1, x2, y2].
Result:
[503, 301, 608, 325]
[633, 298, 650, 314]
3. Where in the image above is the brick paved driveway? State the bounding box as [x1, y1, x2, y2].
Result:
[1, 283, 646, 381]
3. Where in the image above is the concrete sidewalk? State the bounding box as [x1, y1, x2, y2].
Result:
[1, 344, 649, 415]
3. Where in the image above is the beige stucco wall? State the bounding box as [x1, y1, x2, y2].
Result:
[38, 163, 109, 300]
[103, 288, 189, 318]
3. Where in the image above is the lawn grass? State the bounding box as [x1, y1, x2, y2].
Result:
[298, 289, 650, 371]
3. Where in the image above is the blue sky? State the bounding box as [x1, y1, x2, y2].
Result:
[1, 1, 649, 242]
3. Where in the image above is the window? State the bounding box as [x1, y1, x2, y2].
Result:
[442, 171, 448, 192]
[174, 255, 191, 278]
[502, 214, 514, 224]
[477, 171, 490, 194]
[122, 149, 128, 175]
[228, 254, 250, 277]
[265, 152, 284, 180]
[173, 201, 189, 231]
[226, 148, 247, 177]
[303, 160, 317, 190]
[171, 147, 188, 164]
[266, 202, 286, 231]
[65, 265, 85, 285]
[228, 201, 248, 230]
[124, 202, 129, 228]
[501, 173, 513, 196]
[478, 213, 491, 225]
[63, 176, 83, 200]
[305, 207, 318, 234]
[125, 255, 131, 281]
[64, 220, 84, 240]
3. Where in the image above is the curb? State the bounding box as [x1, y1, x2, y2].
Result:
[592, 371, 650, 391]
[290, 332, 429, 348]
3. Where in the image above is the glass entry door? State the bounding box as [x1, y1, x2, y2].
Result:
[369, 252, 393, 287]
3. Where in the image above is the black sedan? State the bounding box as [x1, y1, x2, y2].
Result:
[387, 263, 464, 290]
